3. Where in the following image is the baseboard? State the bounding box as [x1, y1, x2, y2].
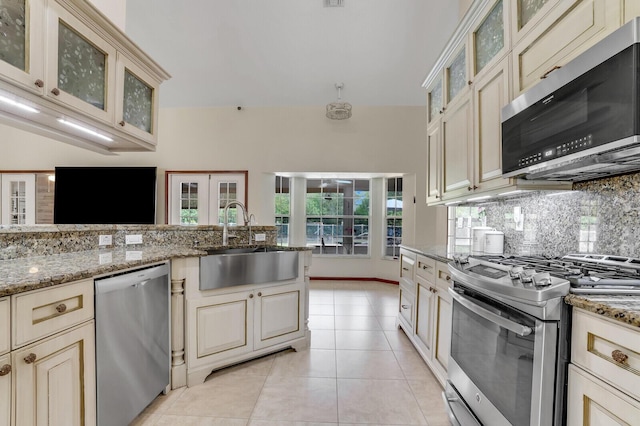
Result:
[309, 276, 399, 285]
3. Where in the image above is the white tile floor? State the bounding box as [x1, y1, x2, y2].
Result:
[132, 280, 450, 425]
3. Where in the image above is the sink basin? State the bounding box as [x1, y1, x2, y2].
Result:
[200, 247, 299, 290]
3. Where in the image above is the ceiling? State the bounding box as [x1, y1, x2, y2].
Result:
[125, 0, 460, 108]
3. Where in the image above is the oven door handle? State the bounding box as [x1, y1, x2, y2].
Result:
[448, 288, 533, 337]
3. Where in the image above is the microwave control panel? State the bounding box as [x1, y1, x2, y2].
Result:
[517, 134, 593, 167]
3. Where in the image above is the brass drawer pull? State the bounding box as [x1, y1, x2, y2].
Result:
[24, 353, 37, 364]
[402, 267, 410, 271]
[612, 349, 629, 364]
[0, 364, 11, 376]
[401, 304, 410, 310]
[540, 65, 562, 79]
[55, 303, 67, 313]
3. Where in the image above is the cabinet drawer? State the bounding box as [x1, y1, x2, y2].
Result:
[435, 261, 453, 288]
[400, 251, 416, 283]
[571, 309, 640, 401]
[567, 364, 640, 424]
[12, 279, 94, 348]
[0, 298, 8, 355]
[399, 289, 414, 328]
[416, 255, 436, 281]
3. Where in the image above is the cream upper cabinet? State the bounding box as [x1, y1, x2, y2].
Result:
[512, 0, 621, 96]
[623, 0, 640, 24]
[0, 0, 45, 94]
[445, 45, 471, 106]
[427, 76, 443, 127]
[510, 0, 560, 45]
[441, 91, 473, 201]
[472, 57, 512, 193]
[471, 0, 510, 80]
[46, 0, 117, 124]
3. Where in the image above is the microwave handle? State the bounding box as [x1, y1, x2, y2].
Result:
[448, 288, 533, 337]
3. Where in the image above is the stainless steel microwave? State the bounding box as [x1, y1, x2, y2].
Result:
[501, 18, 640, 182]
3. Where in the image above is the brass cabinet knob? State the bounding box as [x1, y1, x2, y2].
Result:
[55, 303, 67, 313]
[119, 120, 126, 126]
[612, 349, 629, 364]
[51, 88, 60, 96]
[0, 364, 11, 376]
[257, 292, 262, 297]
[249, 294, 254, 299]
[24, 353, 37, 364]
[446, 275, 451, 281]
[34, 79, 44, 88]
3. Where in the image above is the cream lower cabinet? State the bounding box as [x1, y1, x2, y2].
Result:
[397, 249, 453, 387]
[567, 308, 640, 425]
[0, 353, 9, 426]
[13, 322, 95, 426]
[187, 281, 306, 386]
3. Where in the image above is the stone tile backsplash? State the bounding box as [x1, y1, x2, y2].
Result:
[481, 172, 640, 257]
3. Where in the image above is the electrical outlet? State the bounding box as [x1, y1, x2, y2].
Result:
[98, 234, 112, 246]
[254, 233, 266, 242]
[125, 234, 143, 245]
[125, 251, 143, 261]
[99, 252, 113, 264]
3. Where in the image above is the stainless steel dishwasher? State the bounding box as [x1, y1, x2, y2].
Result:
[95, 263, 170, 426]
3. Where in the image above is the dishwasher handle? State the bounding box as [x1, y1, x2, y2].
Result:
[95, 263, 170, 294]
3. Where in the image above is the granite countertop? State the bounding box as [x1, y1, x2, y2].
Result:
[0, 244, 310, 297]
[565, 294, 640, 328]
[399, 245, 452, 263]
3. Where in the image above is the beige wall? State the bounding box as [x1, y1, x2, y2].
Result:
[459, 0, 474, 20]
[0, 105, 445, 280]
[88, 0, 127, 30]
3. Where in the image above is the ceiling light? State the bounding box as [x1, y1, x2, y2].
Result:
[57, 119, 113, 142]
[326, 83, 352, 120]
[0, 95, 39, 113]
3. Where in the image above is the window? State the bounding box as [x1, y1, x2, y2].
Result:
[275, 176, 290, 246]
[386, 177, 403, 258]
[306, 178, 369, 255]
[447, 206, 486, 254]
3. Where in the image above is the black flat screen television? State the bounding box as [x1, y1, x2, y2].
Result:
[54, 166, 157, 224]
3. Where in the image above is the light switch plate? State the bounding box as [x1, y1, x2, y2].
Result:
[125, 234, 143, 245]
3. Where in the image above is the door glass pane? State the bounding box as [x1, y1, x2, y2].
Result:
[123, 69, 153, 133]
[475, 0, 503, 74]
[58, 21, 106, 110]
[218, 182, 238, 225]
[447, 47, 466, 102]
[519, 0, 549, 29]
[429, 78, 442, 121]
[9, 180, 26, 224]
[179, 182, 198, 225]
[0, 0, 26, 71]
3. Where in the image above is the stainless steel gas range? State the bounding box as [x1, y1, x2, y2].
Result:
[443, 253, 640, 426]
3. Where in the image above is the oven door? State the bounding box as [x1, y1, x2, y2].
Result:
[446, 284, 558, 426]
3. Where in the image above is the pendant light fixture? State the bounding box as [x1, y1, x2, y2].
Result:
[326, 83, 352, 120]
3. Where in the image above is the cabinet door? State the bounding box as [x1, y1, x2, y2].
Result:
[512, 0, 621, 95]
[441, 92, 473, 200]
[188, 291, 253, 368]
[426, 121, 442, 204]
[398, 287, 414, 331]
[0, 353, 10, 426]
[115, 52, 160, 145]
[46, 1, 116, 123]
[254, 282, 304, 350]
[0, 298, 8, 356]
[13, 321, 96, 426]
[434, 284, 452, 375]
[0, 0, 45, 94]
[567, 365, 640, 425]
[0, 173, 35, 225]
[415, 279, 434, 358]
[445, 45, 470, 106]
[511, 0, 560, 46]
[624, 0, 640, 24]
[471, 0, 509, 79]
[427, 76, 444, 126]
[473, 58, 512, 193]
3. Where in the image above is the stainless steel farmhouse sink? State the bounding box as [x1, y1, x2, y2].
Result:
[200, 247, 299, 290]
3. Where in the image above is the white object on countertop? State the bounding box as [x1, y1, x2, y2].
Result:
[472, 227, 494, 255]
[484, 231, 505, 255]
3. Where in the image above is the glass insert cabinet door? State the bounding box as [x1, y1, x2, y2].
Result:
[0, 0, 44, 92]
[46, 1, 116, 123]
[518, 0, 550, 30]
[0, 173, 35, 225]
[428, 77, 443, 123]
[447, 46, 467, 103]
[474, 0, 504, 75]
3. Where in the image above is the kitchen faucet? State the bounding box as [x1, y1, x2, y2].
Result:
[222, 200, 250, 246]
